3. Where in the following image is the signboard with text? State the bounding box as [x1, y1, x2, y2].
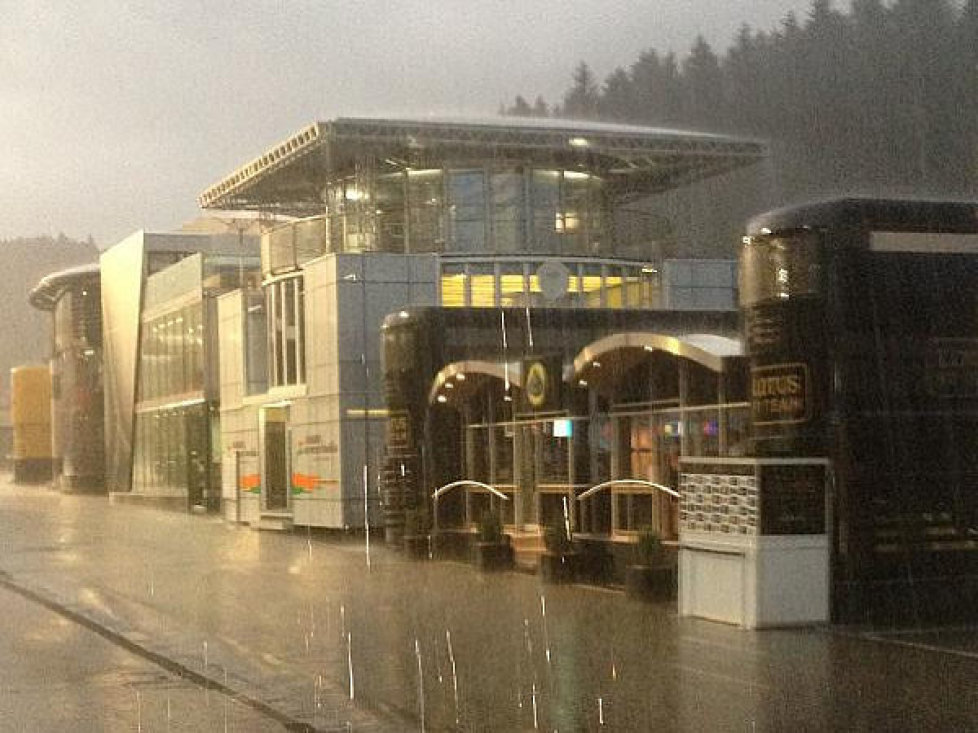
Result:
[751, 362, 811, 425]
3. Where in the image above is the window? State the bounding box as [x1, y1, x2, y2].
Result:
[375, 173, 406, 252]
[266, 275, 305, 388]
[407, 169, 444, 252]
[740, 232, 822, 306]
[448, 170, 487, 253]
[491, 172, 523, 253]
[530, 170, 560, 253]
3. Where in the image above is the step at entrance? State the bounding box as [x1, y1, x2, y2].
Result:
[256, 512, 293, 531]
[509, 532, 545, 571]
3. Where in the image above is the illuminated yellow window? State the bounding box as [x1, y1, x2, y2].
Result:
[623, 274, 642, 307]
[470, 274, 496, 307]
[441, 273, 466, 307]
[499, 273, 526, 306]
[580, 274, 603, 307]
[605, 274, 624, 308]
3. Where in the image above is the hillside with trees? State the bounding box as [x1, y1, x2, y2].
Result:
[505, 0, 978, 239]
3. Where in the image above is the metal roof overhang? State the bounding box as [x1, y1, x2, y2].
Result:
[428, 359, 522, 406]
[29, 263, 100, 311]
[199, 117, 767, 215]
[572, 332, 742, 389]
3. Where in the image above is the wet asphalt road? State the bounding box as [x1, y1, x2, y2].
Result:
[0, 583, 278, 731]
[0, 477, 976, 731]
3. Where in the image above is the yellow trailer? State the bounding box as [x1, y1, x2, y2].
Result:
[11, 365, 53, 483]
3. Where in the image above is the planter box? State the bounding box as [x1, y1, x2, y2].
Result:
[402, 534, 430, 560]
[539, 551, 580, 583]
[432, 531, 473, 560]
[472, 540, 514, 571]
[572, 540, 614, 583]
[625, 564, 676, 601]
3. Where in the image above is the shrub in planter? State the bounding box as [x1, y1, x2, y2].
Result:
[574, 538, 614, 583]
[472, 510, 513, 571]
[478, 510, 503, 543]
[402, 508, 431, 560]
[636, 527, 663, 567]
[539, 519, 579, 583]
[625, 528, 676, 600]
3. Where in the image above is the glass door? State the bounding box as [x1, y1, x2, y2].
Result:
[261, 405, 290, 511]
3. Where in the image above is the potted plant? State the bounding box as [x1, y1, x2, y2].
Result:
[402, 507, 431, 560]
[539, 518, 579, 583]
[471, 509, 513, 571]
[625, 528, 676, 600]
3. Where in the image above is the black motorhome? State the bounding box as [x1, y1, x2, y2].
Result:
[741, 198, 978, 622]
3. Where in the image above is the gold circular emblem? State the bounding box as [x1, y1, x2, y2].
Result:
[526, 361, 548, 408]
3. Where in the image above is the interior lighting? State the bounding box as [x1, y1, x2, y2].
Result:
[592, 360, 601, 368]
[456, 373, 466, 381]
[578, 379, 588, 387]
[568, 137, 589, 148]
[437, 394, 448, 404]
[444, 382, 454, 390]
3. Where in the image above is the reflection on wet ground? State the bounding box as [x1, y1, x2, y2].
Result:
[0, 480, 976, 731]
[0, 585, 276, 731]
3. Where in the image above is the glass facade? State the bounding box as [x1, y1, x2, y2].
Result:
[137, 304, 204, 401]
[130, 251, 259, 505]
[446, 356, 747, 540]
[132, 402, 214, 505]
[262, 165, 620, 269]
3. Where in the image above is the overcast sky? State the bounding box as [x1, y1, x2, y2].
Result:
[0, 0, 815, 244]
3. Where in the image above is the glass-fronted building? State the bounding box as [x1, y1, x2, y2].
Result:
[130, 253, 259, 509]
[199, 116, 767, 531]
[100, 230, 259, 504]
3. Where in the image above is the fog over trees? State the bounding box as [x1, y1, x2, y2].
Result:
[506, 0, 978, 204]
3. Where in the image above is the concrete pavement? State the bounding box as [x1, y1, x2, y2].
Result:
[0, 476, 976, 731]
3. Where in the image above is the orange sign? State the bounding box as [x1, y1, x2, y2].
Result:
[239, 473, 261, 493]
[291, 473, 319, 494]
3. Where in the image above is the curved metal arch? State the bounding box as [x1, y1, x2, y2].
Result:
[576, 478, 680, 501]
[571, 331, 741, 377]
[427, 359, 522, 406]
[432, 480, 511, 501]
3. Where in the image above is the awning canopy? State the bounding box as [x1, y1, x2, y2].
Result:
[428, 360, 522, 407]
[572, 331, 743, 385]
[199, 116, 768, 215]
[29, 263, 100, 311]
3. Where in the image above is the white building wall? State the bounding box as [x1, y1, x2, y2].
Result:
[217, 290, 261, 523]
[661, 259, 738, 311]
[288, 253, 438, 529]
